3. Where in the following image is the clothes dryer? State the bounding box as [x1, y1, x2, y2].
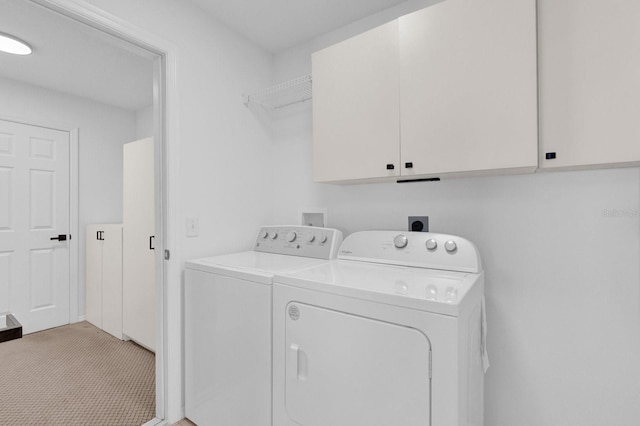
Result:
[184, 225, 343, 426]
[272, 231, 488, 426]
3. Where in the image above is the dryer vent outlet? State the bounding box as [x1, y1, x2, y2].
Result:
[408, 216, 429, 232]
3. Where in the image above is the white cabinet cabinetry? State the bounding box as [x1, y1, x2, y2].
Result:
[399, 0, 537, 179]
[538, 0, 640, 170]
[123, 137, 156, 351]
[313, 20, 400, 183]
[312, 0, 537, 183]
[85, 224, 123, 339]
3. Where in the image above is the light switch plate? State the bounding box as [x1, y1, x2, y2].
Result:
[187, 217, 199, 237]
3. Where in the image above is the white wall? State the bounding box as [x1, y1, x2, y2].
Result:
[135, 104, 154, 140]
[0, 75, 136, 321]
[271, 18, 640, 426]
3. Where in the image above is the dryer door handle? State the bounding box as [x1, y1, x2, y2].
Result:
[289, 343, 308, 382]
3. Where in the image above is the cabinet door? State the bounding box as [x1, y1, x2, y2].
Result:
[399, 0, 538, 177]
[101, 225, 122, 339]
[312, 20, 400, 183]
[539, 0, 640, 169]
[85, 224, 103, 329]
[123, 138, 155, 351]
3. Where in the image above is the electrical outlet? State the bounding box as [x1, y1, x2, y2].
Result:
[408, 216, 429, 232]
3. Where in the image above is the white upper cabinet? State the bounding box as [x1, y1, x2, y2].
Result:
[312, 0, 537, 184]
[313, 20, 400, 183]
[399, 0, 538, 178]
[538, 0, 640, 170]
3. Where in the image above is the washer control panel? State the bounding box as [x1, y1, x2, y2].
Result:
[338, 231, 482, 273]
[255, 225, 343, 259]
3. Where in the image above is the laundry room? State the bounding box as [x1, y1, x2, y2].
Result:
[1, 0, 639, 425]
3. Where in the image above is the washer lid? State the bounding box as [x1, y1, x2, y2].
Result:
[185, 251, 330, 284]
[275, 259, 482, 316]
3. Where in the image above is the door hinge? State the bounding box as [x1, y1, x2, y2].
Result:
[164, 249, 170, 260]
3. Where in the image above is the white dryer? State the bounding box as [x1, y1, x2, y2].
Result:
[272, 231, 487, 426]
[184, 225, 343, 426]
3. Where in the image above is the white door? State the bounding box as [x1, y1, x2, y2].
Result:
[0, 119, 70, 334]
[284, 302, 431, 426]
[123, 137, 155, 350]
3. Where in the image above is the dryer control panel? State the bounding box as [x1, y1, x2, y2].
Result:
[255, 225, 343, 259]
[338, 231, 482, 273]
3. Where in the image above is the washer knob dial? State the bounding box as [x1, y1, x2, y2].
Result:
[425, 239, 437, 250]
[286, 231, 297, 242]
[307, 235, 316, 243]
[393, 234, 408, 248]
[319, 235, 328, 244]
[261, 231, 269, 239]
[445, 240, 457, 253]
[270, 232, 278, 240]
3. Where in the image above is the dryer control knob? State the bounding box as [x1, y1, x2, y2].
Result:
[261, 231, 269, 239]
[319, 235, 328, 244]
[445, 240, 457, 253]
[307, 235, 316, 243]
[286, 231, 297, 243]
[271, 232, 278, 240]
[425, 239, 437, 250]
[394, 234, 408, 248]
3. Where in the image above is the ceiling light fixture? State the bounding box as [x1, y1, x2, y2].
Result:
[0, 32, 32, 55]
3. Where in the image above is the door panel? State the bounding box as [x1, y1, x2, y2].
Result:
[284, 302, 431, 426]
[123, 137, 155, 350]
[0, 119, 70, 333]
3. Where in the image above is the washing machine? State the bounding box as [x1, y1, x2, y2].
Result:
[272, 230, 488, 426]
[184, 225, 343, 426]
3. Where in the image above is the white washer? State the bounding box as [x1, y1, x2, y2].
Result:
[273, 231, 487, 426]
[184, 225, 343, 426]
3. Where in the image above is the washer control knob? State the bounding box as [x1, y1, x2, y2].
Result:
[271, 232, 278, 240]
[393, 234, 408, 248]
[425, 239, 437, 250]
[307, 235, 316, 243]
[445, 240, 457, 253]
[286, 231, 297, 243]
[261, 231, 269, 239]
[319, 235, 328, 244]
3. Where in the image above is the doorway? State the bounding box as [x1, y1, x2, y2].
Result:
[0, 0, 171, 423]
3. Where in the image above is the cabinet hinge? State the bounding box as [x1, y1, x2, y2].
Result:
[164, 249, 170, 260]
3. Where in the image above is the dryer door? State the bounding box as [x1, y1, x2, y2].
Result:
[284, 302, 431, 426]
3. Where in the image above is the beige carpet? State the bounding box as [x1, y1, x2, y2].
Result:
[0, 321, 155, 425]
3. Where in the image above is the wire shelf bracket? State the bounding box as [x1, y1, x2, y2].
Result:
[243, 74, 312, 110]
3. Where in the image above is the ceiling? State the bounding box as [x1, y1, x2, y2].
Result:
[186, 0, 411, 52]
[0, 1, 154, 111]
[0, 0, 416, 111]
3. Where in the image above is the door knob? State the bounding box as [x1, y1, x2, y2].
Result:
[50, 234, 68, 241]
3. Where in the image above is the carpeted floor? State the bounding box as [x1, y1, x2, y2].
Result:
[0, 321, 155, 425]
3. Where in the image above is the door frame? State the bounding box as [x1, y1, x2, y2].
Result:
[0, 114, 79, 325]
[30, 0, 181, 423]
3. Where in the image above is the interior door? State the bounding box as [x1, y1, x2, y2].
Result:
[0, 119, 70, 334]
[284, 302, 431, 426]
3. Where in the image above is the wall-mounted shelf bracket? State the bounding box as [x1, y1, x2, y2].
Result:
[243, 74, 312, 109]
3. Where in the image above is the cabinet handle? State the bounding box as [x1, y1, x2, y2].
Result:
[149, 236, 155, 250]
[545, 152, 556, 160]
[405, 162, 413, 169]
[97, 231, 104, 241]
[386, 164, 395, 170]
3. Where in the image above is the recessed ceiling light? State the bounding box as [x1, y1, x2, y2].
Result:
[0, 32, 32, 55]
